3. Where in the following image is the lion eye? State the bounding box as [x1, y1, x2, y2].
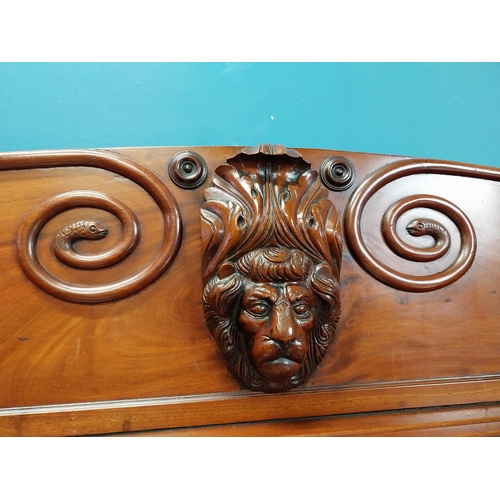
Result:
[293, 302, 310, 316]
[246, 302, 270, 317]
[89, 225, 97, 233]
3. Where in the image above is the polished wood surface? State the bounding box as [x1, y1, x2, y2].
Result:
[117, 403, 500, 437]
[1, 145, 500, 436]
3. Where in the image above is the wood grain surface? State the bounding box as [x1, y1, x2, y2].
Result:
[1, 145, 499, 436]
[115, 403, 500, 437]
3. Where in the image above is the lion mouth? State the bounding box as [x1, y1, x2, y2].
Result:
[257, 357, 302, 382]
[266, 357, 300, 366]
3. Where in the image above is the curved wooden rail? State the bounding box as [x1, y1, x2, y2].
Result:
[343, 159, 500, 292]
[0, 149, 182, 303]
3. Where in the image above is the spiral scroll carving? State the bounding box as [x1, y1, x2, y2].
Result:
[343, 159, 500, 292]
[382, 195, 455, 263]
[0, 149, 182, 304]
[50, 193, 140, 270]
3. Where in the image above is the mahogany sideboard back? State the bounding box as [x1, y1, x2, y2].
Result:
[1, 144, 500, 436]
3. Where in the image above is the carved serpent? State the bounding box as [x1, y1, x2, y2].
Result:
[0, 149, 182, 303]
[382, 213, 451, 264]
[53, 220, 110, 269]
[343, 159, 500, 292]
[406, 219, 450, 246]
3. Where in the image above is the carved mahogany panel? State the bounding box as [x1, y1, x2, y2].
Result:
[1, 144, 500, 435]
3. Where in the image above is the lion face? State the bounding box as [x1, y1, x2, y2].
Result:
[237, 281, 314, 383]
[203, 247, 341, 393]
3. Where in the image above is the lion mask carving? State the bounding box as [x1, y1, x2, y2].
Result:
[203, 246, 340, 392]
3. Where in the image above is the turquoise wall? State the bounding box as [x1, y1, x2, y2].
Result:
[1, 63, 499, 166]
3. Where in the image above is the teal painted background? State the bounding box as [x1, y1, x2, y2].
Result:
[1, 63, 499, 166]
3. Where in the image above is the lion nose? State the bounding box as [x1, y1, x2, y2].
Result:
[270, 302, 296, 346]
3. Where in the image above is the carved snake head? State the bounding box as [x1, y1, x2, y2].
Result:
[406, 219, 427, 237]
[80, 221, 109, 240]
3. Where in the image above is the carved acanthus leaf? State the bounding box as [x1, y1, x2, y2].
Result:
[201, 145, 341, 283]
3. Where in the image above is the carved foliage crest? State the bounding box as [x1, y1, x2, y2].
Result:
[201, 145, 342, 392]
